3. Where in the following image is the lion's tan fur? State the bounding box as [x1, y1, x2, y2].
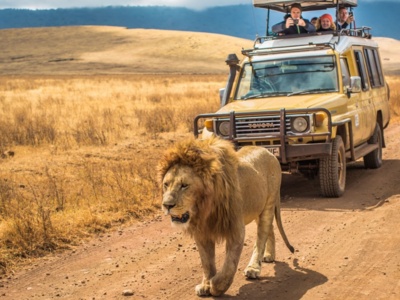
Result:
[159, 137, 293, 297]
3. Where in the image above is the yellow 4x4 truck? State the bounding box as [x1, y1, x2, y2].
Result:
[194, 0, 390, 197]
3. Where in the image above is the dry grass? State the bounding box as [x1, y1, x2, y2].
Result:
[0, 74, 223, 274]
[0, 75, 223, 146]
[386, 76, 400, 119]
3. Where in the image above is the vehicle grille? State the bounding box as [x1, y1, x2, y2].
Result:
[235, 116, 290, 137]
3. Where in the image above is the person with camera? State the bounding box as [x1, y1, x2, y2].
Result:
[272, 3, 316, 35]
[336, 6, 355, 30]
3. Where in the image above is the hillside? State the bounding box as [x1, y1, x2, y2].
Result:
[0, 26, 253, 75]
[374, 37, 400, 76]
[1, 26, 399, 76]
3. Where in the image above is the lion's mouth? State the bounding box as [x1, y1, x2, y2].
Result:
[171, 212, 190, 223]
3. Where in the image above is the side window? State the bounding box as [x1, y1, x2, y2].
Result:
[340, 58, 350, 88]
[354, 50, 369, 91]
[364, 48, 384, 88]
[373, 50, 385, 86]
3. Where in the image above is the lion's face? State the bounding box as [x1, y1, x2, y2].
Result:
[161, 164, 206, 227]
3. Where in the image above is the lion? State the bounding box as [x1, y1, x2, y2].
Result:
[158, 137, 294, 297]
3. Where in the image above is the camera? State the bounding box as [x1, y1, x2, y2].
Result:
[349, 12, 353, 17]
[293, 19, 299, 25]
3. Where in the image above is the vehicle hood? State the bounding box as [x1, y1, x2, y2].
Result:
[217, 93, 346, 113]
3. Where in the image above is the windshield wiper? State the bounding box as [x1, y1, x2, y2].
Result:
[243, 92, 287, 100]
[287, 88, 333, 97]
[243, 93, 265, 100]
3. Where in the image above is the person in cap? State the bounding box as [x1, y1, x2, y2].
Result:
[316, 14, 336, 32]
[272, 3, 316, 35]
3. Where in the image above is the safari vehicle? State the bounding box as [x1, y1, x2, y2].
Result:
[194, 0, 390, 197]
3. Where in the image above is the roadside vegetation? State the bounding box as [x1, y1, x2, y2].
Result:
[387, 76, 400, 117]
[0, 74, 223, 274]
[0, 73, 399, 275]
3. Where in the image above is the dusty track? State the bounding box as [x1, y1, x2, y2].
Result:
[1, 123, 400, 300]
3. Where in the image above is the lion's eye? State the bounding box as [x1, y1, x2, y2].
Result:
[163, 182, 169, 190]
[181, 183, 189, 190]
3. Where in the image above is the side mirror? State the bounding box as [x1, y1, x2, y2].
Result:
[347, 76, 362, 94]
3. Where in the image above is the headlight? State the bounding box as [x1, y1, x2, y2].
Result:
[291, 117, 309, 133]
[204, 119, 214, 132]
[315, 112, 326, 127]
[218, 121, 230, 136]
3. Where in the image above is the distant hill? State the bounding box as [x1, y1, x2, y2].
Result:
[0, 26, 253, 75]
[0, 26, 398, 76]
[0, 2, 398, 40]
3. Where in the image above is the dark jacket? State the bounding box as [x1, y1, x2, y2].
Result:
[272, 18, 316, 35]
[336, 21, 349, 30]
[317, 27, 334, 33]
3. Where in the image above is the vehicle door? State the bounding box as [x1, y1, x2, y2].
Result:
[340, 57, 364, 147]
[363, 47, 389, 125]
[354, 48, 375, 142]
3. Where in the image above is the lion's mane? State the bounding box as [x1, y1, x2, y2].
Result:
[158, 137, 243, 242]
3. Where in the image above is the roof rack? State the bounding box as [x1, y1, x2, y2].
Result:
[339, 26, 372, 38]
[241, 26, 373, 58]
[253, 0, 358, 12]
[242, 34, 336, 57]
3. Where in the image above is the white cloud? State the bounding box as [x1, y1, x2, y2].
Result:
[0, 0, 250, 10]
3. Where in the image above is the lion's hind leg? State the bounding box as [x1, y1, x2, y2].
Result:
[263, 224, 276, 263]
[244, 209, 275, 279]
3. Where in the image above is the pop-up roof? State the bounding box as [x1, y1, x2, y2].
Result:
[253, 0, 358, 12]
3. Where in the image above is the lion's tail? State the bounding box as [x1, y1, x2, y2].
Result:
[275, 204, 295, 253]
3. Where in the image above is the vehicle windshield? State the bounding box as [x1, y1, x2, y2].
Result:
[235, 56, 338, 100]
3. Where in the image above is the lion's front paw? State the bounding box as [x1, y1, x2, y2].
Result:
[209, 274, 232, 297]
[195, 283, 211, 297]
[244, 265, 261, 279]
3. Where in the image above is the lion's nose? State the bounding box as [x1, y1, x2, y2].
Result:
[163, 203, 176, 210]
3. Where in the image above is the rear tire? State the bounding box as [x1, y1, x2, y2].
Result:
[364, 122, 383, 169]
[319, 136, 346, 197]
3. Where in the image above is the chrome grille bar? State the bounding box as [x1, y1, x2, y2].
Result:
[235, 116, 290, 136]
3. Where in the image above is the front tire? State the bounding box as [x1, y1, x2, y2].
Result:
[319, 136, 346, 197]
[363, 122, 383, 169]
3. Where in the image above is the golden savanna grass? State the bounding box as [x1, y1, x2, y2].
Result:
[386, 76, 400, 117]
[0, 26, 399, 275]
[0, 74, 224, 274]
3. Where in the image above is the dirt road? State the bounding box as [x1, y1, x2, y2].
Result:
[1, 123, 400, 300]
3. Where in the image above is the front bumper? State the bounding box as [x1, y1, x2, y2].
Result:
[194, 108, 333, 164]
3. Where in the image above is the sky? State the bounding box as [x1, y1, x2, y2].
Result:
[0, 0, 395, 11]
